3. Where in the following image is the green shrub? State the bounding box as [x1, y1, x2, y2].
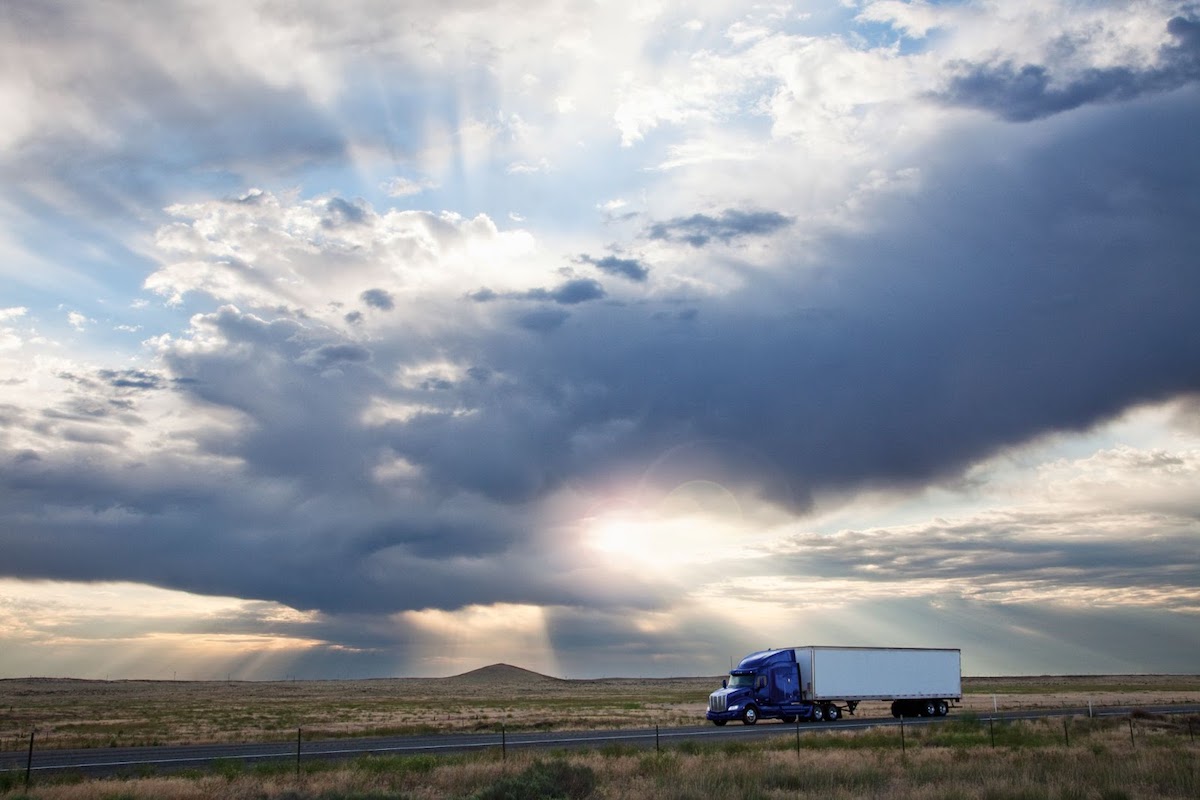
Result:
[473, 759, 597, 800]
[353, 753, 440, 775]
[598, 742, 640, 758]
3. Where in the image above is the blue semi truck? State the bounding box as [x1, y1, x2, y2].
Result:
[706, 646, 961, 725]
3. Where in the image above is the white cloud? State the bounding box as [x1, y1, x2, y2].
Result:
[144, 190, 542, 320]
[857, 0, 944, 38]
[382, 176, 438, 197]
[506, 158, 551, 174]
[0, 306, 29, 351]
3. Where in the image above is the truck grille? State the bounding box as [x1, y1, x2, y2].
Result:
[709, 694, 727, 713]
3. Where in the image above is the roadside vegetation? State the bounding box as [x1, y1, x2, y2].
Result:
[2, 672, 1198, 751]
[0, 713, 1197, 799]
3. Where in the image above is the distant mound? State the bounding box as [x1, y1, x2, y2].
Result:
[446, 663, 562, 685]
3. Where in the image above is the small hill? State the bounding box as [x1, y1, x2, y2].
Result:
[445, 663, 563, 686]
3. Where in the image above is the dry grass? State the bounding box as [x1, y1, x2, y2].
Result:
[3, 714, 1198, 799]
[1, 671, 1197, 751]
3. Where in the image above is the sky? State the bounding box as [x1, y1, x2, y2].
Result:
[1, 0, 1199, 681]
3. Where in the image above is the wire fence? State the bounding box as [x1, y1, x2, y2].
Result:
[2, 706, 1197, 790]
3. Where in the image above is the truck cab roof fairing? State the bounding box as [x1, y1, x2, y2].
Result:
[736, 649, 796, 670]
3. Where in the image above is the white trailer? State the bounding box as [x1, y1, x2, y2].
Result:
[797, 645, 961, 717]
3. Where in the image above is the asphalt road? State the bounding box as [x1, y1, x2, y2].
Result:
[2, 704, 1197, 779]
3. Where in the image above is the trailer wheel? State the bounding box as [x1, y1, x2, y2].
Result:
[742, 705, 758, 725]
[890, 701, 901, 718]
[712, 719, 727, 726]
[923, 701, 937, 717]
[825, 704, 841, 721]
[936, 700, 948, 716]
[811, 704, 825, 723]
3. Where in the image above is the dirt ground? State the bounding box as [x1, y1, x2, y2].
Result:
[2, 666, 1197, 751]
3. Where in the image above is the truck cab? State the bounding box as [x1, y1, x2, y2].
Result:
[706, 649, 816, 725]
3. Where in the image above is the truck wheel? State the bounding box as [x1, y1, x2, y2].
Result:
[811, 705, 825, 723]
[937, 700, 948, 716]
[923, 701, 937, 717]
[825, 704, 840, 721]
[890, 701, 901, 718]
[713, 719, 727, 726]
[742, 706, 758, 725]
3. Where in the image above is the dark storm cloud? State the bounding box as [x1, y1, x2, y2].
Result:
[759, 511, 1200, 606]
[647, 209, 792, 247]
[403, 87, 1200, 512]
[577, 253, 650, 282]
[518, 307, 569, 332]
[360, 288, 396, 311]
[97, 369, 162, 391]
[0, 2, 352, 234]
[469, 278, 606, 306]
[547, 278, 606, 304]
[305, 342, 372, 368]
[936, 15, 1200, 121]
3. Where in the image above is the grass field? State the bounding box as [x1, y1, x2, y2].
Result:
[1, 667, 1198, 751]
[1, 710, 1197, 799]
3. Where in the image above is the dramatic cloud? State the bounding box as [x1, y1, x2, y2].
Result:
[469, 278, 608, 305]
[647, 210, 793, 247]
[578, 254, 650, 283]
[936, 16, 1200, 121]
[1, 0, 1198, 679]
[360, 289, 396, 311]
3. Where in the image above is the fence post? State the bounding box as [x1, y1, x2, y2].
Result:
[655, 724, 660, 754]
[502, 724, 507, 761]
[989, 717, 995, 748]
[25, 730, 34, 789]
[795, 717, 800, 757]
[900, 716, 906, 754]
[296, 728, 302, 778]
[1063, 719, 1069, 747]
[1128, 718, 1135, 749]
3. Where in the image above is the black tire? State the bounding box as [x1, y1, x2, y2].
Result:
[712, 719, 727, 726]
[742, 706, 758, 725]
[923, 701, 937, 717]
[781, 715, 796, 724]
[811, 704, 825, 723]
[825, 704, 841, 722]
[890, 701, 901, 718]
[936, 700, 949, 717]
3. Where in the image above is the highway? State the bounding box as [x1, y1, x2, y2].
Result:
[2, 704, 1197, 779]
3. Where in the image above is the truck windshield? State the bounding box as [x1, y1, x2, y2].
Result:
[727, 674, 754, 689]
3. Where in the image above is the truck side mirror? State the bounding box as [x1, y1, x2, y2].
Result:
[721, 679, 727, 689]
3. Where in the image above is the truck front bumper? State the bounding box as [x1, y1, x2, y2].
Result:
[706, 708, 742, 723]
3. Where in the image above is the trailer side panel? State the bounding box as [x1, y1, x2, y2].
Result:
[804, 647, 961, 701]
